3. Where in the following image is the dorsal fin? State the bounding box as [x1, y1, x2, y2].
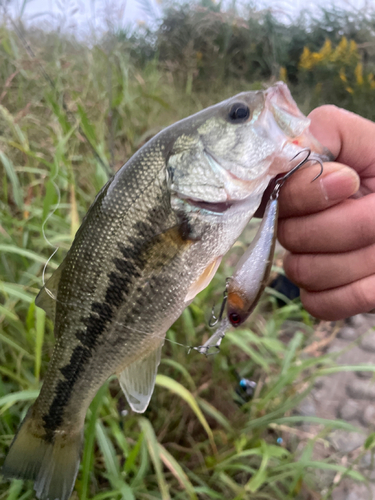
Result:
[35, 264, 64, 324]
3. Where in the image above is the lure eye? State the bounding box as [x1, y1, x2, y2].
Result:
[228, 103, 250, 123]
[229, 312, 242, 326]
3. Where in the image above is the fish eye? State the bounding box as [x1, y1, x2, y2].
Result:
[228, 103, 250, 123]
[229, 312, 242, 326]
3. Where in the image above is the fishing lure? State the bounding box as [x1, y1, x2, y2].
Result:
[194, 149, 323, 355]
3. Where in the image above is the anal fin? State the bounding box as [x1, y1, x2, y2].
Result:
[118, 339, 164, 413]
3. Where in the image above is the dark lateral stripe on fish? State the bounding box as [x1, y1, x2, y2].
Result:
[41, 212, 168, 436]
[43, 346, 92, 440]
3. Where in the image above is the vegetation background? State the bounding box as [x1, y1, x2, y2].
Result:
[1, 1, 375, 499]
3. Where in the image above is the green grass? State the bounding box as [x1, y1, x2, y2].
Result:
[0, 11, 375, 500]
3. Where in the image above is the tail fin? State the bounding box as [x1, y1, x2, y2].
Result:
[2, 409, 83, 500]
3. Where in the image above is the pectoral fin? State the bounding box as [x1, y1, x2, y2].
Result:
[184, 256, 222, 302]
[118, 339, 164, 413]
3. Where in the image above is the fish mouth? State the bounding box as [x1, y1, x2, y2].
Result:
[179, 195, 235, 213]
[265, 82, 307, 124]
[265, 82, 334, 171]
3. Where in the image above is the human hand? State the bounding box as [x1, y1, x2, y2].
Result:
[278, 105, 375, 320]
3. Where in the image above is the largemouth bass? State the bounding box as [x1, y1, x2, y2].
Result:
[2, 82, 330, 500]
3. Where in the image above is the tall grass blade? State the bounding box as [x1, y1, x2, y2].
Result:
[0, 245, 58, 268]
[0, 151, 23, 208]
[139, 418, 170, 500]
[0, 282, 35, 303]
[0, 389, 39, 413]
[81, 384, 108, 500]
[34, 307, 45, 382]
[157, 442, 198, 500]
[156, 374, 216, 453]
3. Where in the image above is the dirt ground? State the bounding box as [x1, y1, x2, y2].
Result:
[295, 313, 375, 500]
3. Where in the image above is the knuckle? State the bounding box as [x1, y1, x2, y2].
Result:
[278, 219, 298, 250]
[351, 279, 375, 314]
[284, 253, 308, 287]
[357, 195, 375, 246]
[362, 244, 375, 276]
[299, 290, 326, 320]
[279, 171, 309, 216]
[279, 217, 317, 253]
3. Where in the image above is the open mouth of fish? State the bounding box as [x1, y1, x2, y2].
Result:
[264, 82, 333, 168]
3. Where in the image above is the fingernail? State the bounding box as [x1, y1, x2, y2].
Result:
[320, 167, 360, 201]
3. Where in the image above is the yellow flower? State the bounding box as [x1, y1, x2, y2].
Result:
[346, 86, 354, 94]
[355, 63, 363, 85]
[299, 37, 360, 72]
[349, 39, 357, 55]
[368, 73, 375, 89]
[338, 36, 348, 51]
[339, 68, 347, 82]
[279, 66, 287, 82]
[312, 52, 323, 64]
[319, 39, 332, 61]
[333, 36, 348, 62]
[299, 47, 313, 70]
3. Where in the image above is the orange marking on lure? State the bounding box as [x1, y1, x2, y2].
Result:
[227, 292, 244, 311]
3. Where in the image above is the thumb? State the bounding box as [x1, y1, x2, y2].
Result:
[278, 161, 360, 218]
[309, 105, 375, 176]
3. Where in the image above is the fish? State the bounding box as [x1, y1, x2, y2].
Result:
[2, 82, 330, 500]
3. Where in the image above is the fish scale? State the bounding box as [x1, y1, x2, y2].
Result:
[2, 82, 331, 500]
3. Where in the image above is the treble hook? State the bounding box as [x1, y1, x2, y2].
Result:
[191, 317, 231, 356]
[208, 305, 219, 327]
[208, 278, 230, 327]
[271, 148, 324, 200]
